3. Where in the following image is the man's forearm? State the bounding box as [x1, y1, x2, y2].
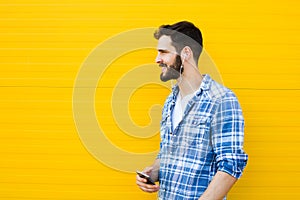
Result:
[199, 171, 237, 200]
[150, 159, 160, 182]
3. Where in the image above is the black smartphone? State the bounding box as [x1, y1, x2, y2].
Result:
[136, 170, 156, 185]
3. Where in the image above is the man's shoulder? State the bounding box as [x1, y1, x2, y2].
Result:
[206, 76, 237, 101]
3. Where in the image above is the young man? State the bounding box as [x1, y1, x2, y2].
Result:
[136, 21, 248, 200]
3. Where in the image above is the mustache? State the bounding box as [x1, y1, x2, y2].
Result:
[159, 63, 168, 68]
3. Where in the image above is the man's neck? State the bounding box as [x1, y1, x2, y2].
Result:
[177, 68, 203, 98]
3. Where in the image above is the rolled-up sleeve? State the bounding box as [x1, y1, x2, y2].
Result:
[211, 91, 248, 179]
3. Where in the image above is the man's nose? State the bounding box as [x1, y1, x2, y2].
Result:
[155, 54, 162, 63]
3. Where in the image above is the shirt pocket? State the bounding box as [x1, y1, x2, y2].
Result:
[181, 115, 211, 147]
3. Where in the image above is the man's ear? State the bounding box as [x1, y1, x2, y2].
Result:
[181, 46, 192, 61]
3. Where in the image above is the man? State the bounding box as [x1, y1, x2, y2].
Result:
[136, 21, 248, 200]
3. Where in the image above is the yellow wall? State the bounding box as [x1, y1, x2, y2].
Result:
[1, 0, 300, 199]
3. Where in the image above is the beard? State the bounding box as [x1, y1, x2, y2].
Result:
[160, 55, 183, 82]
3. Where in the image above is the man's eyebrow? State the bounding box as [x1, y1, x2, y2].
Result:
[158, 49, 170, 53]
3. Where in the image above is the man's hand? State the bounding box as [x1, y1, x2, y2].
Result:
[136, 166, 159, 193]
[136, 159, 160, 193]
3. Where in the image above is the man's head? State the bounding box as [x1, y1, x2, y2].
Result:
[154, 21, 203, 63]
[154, 21, 203, 82]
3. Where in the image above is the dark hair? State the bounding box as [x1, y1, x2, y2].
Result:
[154, 21, 203, 62]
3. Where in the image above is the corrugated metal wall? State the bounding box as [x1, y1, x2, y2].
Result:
[0, 0, 299, 199]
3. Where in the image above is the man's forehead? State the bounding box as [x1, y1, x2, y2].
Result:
[157, 35, 176, 52]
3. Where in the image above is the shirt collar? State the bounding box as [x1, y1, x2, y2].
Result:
[196, 74, 212, 96]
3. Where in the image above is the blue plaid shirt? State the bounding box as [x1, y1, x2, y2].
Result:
[157, 75, 248, 200]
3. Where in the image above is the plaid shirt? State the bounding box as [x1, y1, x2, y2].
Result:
[157, 75, 248, 200]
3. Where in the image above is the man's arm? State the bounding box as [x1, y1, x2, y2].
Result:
[203, 91, 248, 199]
[136, 159, 160, 193]
[199, 171, 237, 200]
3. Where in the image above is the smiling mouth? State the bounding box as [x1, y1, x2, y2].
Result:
[159, 63, 168, 73]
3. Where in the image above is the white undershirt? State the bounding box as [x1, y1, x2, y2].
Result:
[172, 92, 195, 131]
